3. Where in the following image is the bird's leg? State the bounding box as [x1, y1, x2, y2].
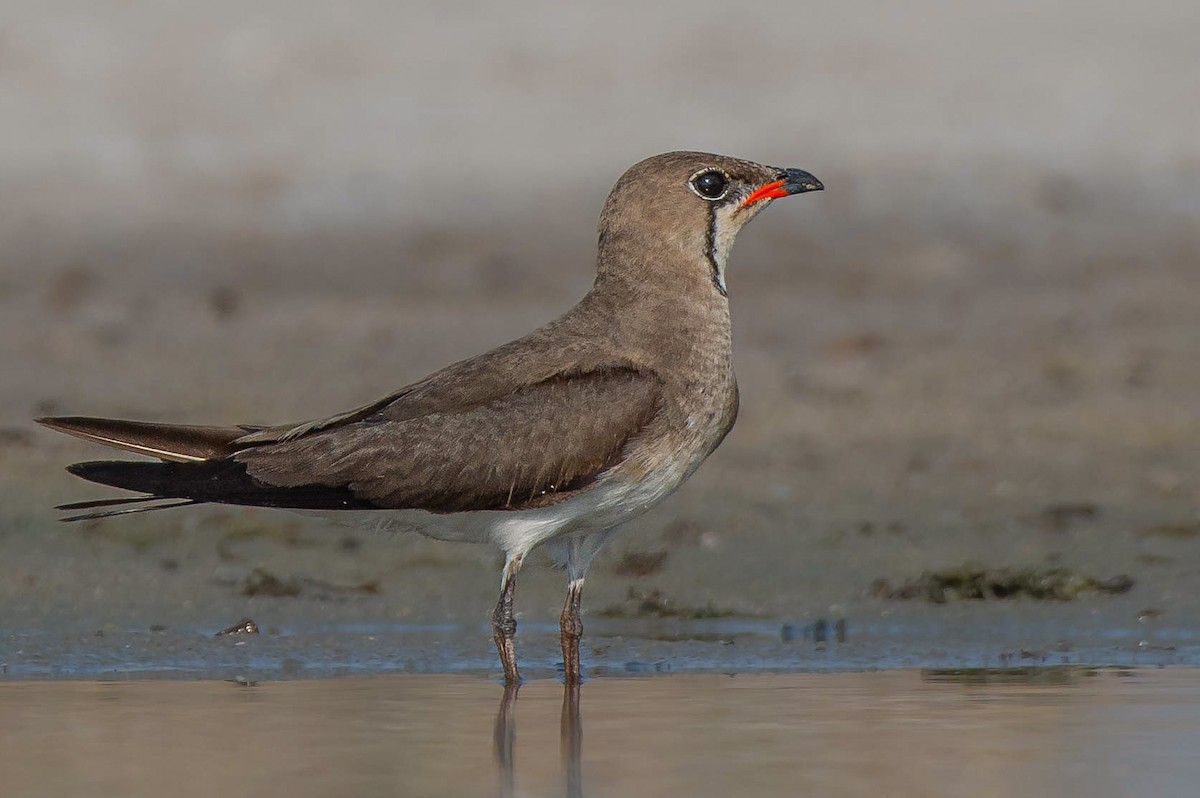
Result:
[560, 578, 585, 684]
[492, 553, 524, 684]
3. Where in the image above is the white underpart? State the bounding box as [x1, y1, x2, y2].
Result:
[322, 454, 697, 575]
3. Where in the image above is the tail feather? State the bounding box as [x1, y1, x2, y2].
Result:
[36, 416, 249, 462]
[56, 496, 168, 511]
[39, 416, 381, 520]
[61, 499, 200, 523]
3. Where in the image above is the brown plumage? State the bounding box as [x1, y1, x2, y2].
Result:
[238, 366, 661, 512]
[37, 151, 823, 683]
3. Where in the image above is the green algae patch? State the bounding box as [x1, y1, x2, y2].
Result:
[871, 565, 1134, 603]
[597, 587, 737, 619]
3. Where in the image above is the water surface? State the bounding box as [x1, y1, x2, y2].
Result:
[3, 669, 1197, 798]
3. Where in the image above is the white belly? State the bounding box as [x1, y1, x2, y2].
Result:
[314, 457, 694, 557]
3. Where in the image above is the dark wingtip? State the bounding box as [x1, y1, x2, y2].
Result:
[62, 459, 162, 492]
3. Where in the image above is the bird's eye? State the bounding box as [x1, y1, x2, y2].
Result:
[689, 170, 729, 201]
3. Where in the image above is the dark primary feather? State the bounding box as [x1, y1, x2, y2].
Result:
[64, 459, 379, 511]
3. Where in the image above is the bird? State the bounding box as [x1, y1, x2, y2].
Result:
[36, 151, 823, 684]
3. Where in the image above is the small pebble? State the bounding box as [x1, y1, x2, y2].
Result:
[215, 618, 261, 637]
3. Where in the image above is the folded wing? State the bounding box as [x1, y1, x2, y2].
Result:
[237, 366, 661, 512]
[47, 365, 662, 517]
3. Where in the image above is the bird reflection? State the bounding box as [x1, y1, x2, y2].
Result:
[561, 680, 582, 798]
[494, 680, 583, 798]
[493, 683, 519, 798]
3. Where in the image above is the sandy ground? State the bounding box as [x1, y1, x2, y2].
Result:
[1, 0, 1198, 673]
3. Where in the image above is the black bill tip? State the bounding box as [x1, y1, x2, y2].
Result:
[780, 168, 823, 194]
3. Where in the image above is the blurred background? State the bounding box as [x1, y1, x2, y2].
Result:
[1, 0, 1197, 653]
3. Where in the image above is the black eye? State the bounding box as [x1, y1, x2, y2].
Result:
[690, 170, 728, 200]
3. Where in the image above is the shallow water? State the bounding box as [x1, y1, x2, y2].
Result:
[3, 669, 1197, 798]
[6, 614, 1199, 680]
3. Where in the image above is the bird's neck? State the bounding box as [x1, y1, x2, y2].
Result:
[584, 232, 733, 368]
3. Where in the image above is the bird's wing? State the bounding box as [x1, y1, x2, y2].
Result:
[231, 296, 629, 447]
[234, 365, 663, 512]
[59, 365, 664, 517]
[228, 392, 409, 445]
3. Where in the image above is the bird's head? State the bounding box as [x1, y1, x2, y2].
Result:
[597, 151, 823, 294]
